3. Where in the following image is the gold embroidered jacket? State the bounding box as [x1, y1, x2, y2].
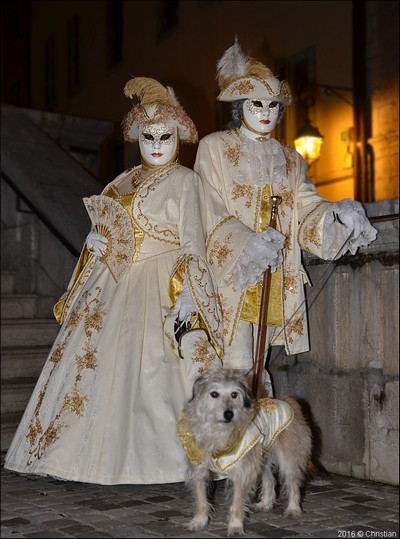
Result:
[194, 130, 351, 355]
[54, 164, 225, 356]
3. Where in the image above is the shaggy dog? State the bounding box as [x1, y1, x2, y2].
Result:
[176, 367, 313, 537]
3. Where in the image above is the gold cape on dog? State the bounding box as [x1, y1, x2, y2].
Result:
[176, 397, 294, 474]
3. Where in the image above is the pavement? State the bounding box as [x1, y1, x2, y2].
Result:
[1, 456, 399, 539]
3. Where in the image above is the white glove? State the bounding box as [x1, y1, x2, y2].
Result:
[86, 231, 108, 258]
[171, 275, 197, 324]
[333, 199, 378, 254]
[232, 228, 285, 291]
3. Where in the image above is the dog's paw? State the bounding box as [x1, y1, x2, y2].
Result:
[186, 515, 209, 531]
[284, 506, 302, 518]
[227, 524, 245, 537]
[227, 517, 245, 537]
[253, 499, 274, 512]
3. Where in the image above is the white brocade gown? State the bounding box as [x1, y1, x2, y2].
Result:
[4, 163, 223, 485]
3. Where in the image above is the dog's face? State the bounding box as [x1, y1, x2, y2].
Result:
[188, 368, 253, 426]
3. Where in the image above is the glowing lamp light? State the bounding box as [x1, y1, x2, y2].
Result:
[294, 119, 324, 165]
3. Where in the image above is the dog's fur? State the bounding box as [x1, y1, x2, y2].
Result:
[180, 368, 313, 537]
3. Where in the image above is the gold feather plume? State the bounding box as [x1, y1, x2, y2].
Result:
[123, 77, 172, 107]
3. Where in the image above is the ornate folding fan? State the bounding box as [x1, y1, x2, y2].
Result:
[83, 195, 134, 283]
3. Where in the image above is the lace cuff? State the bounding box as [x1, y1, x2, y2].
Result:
[232, 228, 285, 291]
[171, 274, 197, 323]
[324, 199, 378, 256]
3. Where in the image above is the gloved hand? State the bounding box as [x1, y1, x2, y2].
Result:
[171, 275, 197, 325]
[232, 228, 285, 291]
[86, 231, 108, 258]
[333, 199, 378, 254]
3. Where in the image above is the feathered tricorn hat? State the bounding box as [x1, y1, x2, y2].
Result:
[122, 77, 198, 144]
[216, 38, 292, 106]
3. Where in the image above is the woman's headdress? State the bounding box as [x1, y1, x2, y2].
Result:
[216, 38, 292, 105]
[122, 77, 198, 143]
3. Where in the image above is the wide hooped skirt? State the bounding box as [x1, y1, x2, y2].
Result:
[4, 251, 193, 485]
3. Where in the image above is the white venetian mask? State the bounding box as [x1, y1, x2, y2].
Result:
[139, 122, 178, 167]
[242, 99, 280, 136]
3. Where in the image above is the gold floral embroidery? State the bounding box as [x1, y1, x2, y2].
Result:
[117, 236, 130, 246]
[222, 137, 240, 167]
[49, 341, 66, 366]
[229, 80, 255, 97]
[75, 344, 98, 373]
[258, 397, 279, 412]
[301, 216, 323, 249]
[191, 340, 216, 374]
[232, 182, 254, 208]
[26, 287, 106, 465]
[283, 146, 296, 173]
[208, 234, 233, 268]
[284, 225, 292, 252]
[186, 256, 224, 345]
[218, 293, 233, 338]
[279, 189, 294, 216]
[298, 202, 326, 250]
[116, 252, 129, 265]
[283, 273, 297, 295]
[286, 313, 304, 344]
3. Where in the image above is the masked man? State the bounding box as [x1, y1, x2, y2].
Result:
[194, 39, 377, 396]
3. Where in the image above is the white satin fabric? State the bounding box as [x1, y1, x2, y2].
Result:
[194, 130, 378, 358]
[4, 164, 221, 485]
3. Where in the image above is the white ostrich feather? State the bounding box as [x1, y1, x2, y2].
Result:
[217, 36, 249, 83]
[167, 86, 180, 107]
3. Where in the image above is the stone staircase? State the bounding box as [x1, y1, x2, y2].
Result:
[1, 270, 59, 453]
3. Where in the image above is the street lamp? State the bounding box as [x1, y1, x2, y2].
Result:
[294, 118, 324, 166]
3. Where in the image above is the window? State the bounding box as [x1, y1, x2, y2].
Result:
[275, 47, 316, 145]
[158, 0, 179, 38]
[9, 81, 21, 106]
[10, 0, 21, 41]
[67, 16, 80, 93]
[108, 0, 123, 67]
[44, 35, 56, 108]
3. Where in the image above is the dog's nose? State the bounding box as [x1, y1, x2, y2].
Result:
[223, 410, 234, 422]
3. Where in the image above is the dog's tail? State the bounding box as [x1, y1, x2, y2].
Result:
[306, 460, 318, 479]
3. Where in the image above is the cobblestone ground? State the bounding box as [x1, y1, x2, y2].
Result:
[1, 462, 399, 538]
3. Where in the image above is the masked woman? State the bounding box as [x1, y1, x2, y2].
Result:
[4, 77, 224, 485]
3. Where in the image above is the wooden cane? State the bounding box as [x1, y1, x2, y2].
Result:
[251, 195, 282, 399]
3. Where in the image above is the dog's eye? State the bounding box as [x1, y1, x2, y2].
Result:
[210, 391, 219, 398]
[231, 392, 238, 399]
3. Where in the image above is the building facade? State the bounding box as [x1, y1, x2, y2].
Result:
[2, 0, 398, 200]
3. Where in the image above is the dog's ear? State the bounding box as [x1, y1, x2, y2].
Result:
[239, 381, 253, 408]
[189, 375, 206, 401]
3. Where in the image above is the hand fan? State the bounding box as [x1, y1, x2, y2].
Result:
[83, 195, 134, 283]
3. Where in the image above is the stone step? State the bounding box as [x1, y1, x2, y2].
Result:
[1, 347, 49, 380]
[1, 412, 23, 453]
[1, 294, 38, 319]
[1, 378, 37, 415]
[1, 270, 15, 294]
[1, 319, 59, 348]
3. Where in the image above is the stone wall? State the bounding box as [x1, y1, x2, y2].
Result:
[1, 105, 113, 317]
[1, 178, 78, 317]
[270, 198, 399, 485]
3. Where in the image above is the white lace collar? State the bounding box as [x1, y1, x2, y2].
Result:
[237, 133, 287, 186]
